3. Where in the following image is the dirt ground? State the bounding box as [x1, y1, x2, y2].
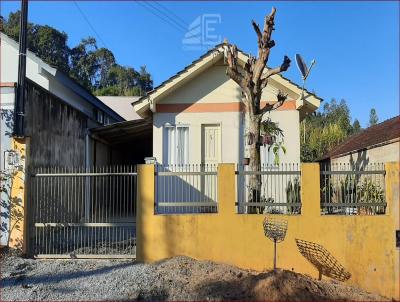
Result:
[0, 252, 389, 301]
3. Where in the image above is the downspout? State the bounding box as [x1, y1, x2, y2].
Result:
[84, 129, 91, 221]
[13, 0, 28, 137]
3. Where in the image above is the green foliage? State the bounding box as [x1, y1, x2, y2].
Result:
[0, 168, 24, 249]
[352, 119, 361, 133]
[260, 119, 284, 137]
[321, 176, 385, 215]
[271, 142, 286, 165]
[368, 108, 379, 127]
[286, 177, 301, 214]
[1, 10, 153, 95]
[301, 99, 362, 162]
[357, 178, 384, 203]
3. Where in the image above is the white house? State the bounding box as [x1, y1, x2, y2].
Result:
[133, 44, 322, 167]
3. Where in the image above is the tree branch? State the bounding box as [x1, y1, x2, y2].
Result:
[225, 44, 247, 89]
[252, 20, 262, 47]
[252, 7, 278, 85]
[259, 90, 288, 115]
[261, 55, 291, 89]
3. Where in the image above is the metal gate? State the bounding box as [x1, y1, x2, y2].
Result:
[29, 165, 137, 258]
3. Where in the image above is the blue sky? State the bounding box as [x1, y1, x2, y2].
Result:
[1, 1, 398, 127]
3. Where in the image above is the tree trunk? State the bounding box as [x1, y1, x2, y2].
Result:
[248, 113, 263, 213]
[224, 7, 291, 214]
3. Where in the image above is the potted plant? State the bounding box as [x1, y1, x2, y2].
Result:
[260, 118, 283, 146]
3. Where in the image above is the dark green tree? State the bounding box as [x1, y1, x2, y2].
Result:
[3, 11, 70, 73]
[368, 108, 379, 127]
[301, 98, 361, 162]
[137, 66, 153, 95]
[1, 10, 154, 96]
[30, 25, 70, 73]
[352, 119, 361, 133]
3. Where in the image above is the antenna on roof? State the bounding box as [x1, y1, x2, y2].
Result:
[295, 54, 316, 145]
[295, 54, 315, 100]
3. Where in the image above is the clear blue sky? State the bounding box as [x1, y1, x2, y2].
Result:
[1, 1, 398, 127]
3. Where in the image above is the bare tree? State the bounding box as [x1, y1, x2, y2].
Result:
[224, 7, 291, 205]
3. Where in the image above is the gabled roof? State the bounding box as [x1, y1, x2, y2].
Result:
[321, 116, 400, 160]
[133, 43, 322, 118]
[1, 32, 124, 122]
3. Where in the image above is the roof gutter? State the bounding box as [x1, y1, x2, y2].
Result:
[13, 0, 28, 138]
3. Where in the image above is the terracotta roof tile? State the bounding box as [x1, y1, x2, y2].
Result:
[322, 116, 400, 159]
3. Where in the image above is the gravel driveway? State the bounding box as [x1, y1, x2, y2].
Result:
[0, 255, 388, 301]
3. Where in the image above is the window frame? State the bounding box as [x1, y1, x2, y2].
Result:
[164, 124, 190, 165]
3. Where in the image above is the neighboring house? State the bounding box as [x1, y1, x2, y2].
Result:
[133, 44, 322, 166]
[0, 32, 125, 246]
[320, 116, 400, 167]
[0, 32, 125, 168]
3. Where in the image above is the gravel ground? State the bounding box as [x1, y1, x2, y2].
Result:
[0, 254, 389, 301]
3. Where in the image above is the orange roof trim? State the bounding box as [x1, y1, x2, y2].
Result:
[0, 82, 17, 88]
[156, 100, 297, 113]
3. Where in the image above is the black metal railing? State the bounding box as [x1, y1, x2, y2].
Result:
[236, 163, 301, 215]
[320, 163, 386, 215]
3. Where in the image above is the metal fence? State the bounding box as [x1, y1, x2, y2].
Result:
[320, 163, 386, 215]
[155, 164, 218, 214]
[30, 165, 137, 258]
[236, 163, 301, 215]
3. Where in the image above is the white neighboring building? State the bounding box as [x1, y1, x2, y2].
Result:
[0, 32, 124, 246]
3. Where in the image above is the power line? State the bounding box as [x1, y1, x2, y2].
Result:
[153, 1, 189, 29]
[134, 1, 187, 34]
[145, 1, 188, 32]
[73, 1, 108, 48]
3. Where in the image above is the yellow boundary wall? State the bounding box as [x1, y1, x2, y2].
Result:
[137, 162, 399, 299]
[8, 138, 28, 253]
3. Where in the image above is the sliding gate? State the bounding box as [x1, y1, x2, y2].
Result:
[29, 166, 137, 258]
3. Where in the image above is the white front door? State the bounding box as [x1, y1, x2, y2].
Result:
[201, 124, 221, 165]
[201, 124, 220, 202]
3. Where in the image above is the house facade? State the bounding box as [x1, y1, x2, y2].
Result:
[134, 45, 322, 166]
[0, 33, 125, 246]
[321, 116, 400, 167]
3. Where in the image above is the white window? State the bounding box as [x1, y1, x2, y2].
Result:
[164, 125, 189, 165]
[95, 109, 104, 124]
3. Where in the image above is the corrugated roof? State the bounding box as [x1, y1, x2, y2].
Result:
[321, 116, 400, 160]
[90, 119, 152, 145]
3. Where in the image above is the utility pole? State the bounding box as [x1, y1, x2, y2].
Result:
[13, 0, 28, 137]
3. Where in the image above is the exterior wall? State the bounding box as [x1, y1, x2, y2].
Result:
[0, 34, 120, 125]
[24, 80, 87, 167]
[331, 141, 400, 167]
[153, 64, 301, 165]
[154, 111, 242, 164]
[137, 163, 400, 299]
[0, 87, 15, 245]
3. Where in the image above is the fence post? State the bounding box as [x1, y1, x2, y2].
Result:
[217, 164, 236, 216]
[300, 163, 320, 216]
[136, 164, 155, 262]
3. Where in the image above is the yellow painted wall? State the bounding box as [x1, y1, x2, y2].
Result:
[137, 163, 400, 299]
[8, 138, 28, 253]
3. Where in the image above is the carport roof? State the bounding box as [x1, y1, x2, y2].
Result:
[90, 119, 152, 145]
